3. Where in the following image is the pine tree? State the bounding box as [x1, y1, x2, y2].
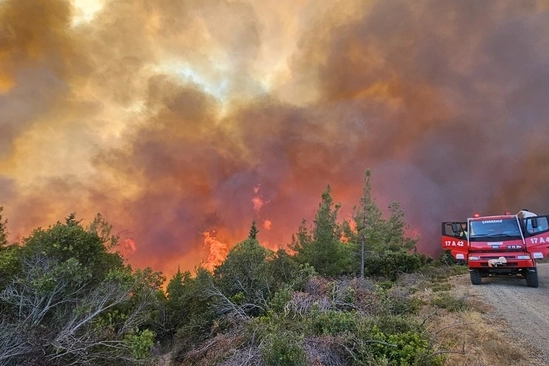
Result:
[353, 169, 384, 277]
[0, 207, 7, 246]
[248, 221, 259, 240]
[293, 186, 351, 276]
[384, 201, 418, 251]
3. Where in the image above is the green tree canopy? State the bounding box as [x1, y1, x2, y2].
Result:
[214, 237, 274, 316]
[21, 213, 124, 285]
[291, 186, 352, 277]
[0, 213, 161, 365]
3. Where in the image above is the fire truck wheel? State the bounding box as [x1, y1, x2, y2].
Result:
[470, 269, 482, 285]
[526, 269, 539, 288]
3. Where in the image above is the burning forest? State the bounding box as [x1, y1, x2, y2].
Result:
[2, 0, 549, 278]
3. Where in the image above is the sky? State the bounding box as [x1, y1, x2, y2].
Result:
[2, 0, 549, 278]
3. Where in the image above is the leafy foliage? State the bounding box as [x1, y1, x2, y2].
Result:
[260, 330, 306, 366]
[21, 213, 124, 286]
[353, 169, 386, 254]
[0, 168, 439, 365]
[368, 324, 443, 366]
[291, 170, 420, 280]
[0, 214, 161, 365]
[165, 267, 217, 339]
[350, 170, 420, 278]
[364, 252, 424, 281]
[123, 329, 156, 359]
[169, 267, 220, 361]
[291, 186, 353, 277]
[214, 238, 275, 316]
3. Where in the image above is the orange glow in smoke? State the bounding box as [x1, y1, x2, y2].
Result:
[3, 0, 545, 277]
[252, 185, 268, 213]
[252, 196, 264, 212]
[120, 238, 137, 256]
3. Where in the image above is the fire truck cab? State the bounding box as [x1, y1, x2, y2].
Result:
[441, 212, 549, 287]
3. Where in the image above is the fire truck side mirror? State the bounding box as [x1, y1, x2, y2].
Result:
[532, 218, 539, 229]
[451, 223, 459, 234]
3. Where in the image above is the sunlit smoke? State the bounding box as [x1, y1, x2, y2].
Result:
[2, 0, 549, 278]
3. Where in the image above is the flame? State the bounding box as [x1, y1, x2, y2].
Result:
[120, 238, 137, 256]
[1, 0, 549, 277]
[203, 230, 229, 271]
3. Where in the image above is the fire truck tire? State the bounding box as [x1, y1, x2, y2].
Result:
[526, 269, 539, 288]
[470, 269, 482, 285]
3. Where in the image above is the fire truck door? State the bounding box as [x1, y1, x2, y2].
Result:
[442, 222, 467, 238]
[523, 215, 549, 236]
[523, 216, 549, 259]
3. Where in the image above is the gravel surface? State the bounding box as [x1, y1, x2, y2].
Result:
[459, 262, 549, 364]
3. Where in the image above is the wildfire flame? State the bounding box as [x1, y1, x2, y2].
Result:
[203, 230, 229, 272]
[1, 0, 548, 278]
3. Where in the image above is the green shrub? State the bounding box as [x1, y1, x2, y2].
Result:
[268, 286, 293, 314]
[388, 296, 421, 315]
[375, 315, 420, 334]
[438, 250, 464, 266]
[261, 330, 306, 366]
[431, 294, 470, 312]
[365, 252, 423, 281]
[309, 310, 357, 336]
[367, 325, 443, 366]
[124, 329, 155, 359]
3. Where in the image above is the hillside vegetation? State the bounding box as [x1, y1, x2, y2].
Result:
[0, 170, 533, 365]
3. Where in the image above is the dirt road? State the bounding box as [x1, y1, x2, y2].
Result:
[459, 262, 549, 363]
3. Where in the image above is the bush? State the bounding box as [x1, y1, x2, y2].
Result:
[437, 250, 465, 266]
[261, 330, 306, 366]
[124, 329, 156, 359]
[308, 310, 357, 336]
[375, 315, 420, 334]
[431, 293, 470, 312]
[368, 325, 443, 366]
[365, 252, 423, 281]
[268, 285, 293, 314]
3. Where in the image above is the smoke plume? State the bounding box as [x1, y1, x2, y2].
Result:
[2, 0, 549, 277]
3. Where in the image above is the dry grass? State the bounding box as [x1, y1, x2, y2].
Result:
[420, 270, 546, 366]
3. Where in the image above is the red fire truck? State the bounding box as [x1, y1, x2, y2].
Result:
[441, 212, 549, 287]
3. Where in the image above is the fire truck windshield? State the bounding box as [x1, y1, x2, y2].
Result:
[469, 218, 521, 240]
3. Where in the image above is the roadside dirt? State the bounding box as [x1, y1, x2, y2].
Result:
[448, 262, 549, 364]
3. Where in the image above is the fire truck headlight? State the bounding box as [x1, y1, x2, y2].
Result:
[533, 252, 544, 259]
[468, 256, 480, 260]
[517, 255, 530, 260]
[456, 254, 465, 260]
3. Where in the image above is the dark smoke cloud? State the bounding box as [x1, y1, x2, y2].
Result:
[2, 0, 549, 277]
